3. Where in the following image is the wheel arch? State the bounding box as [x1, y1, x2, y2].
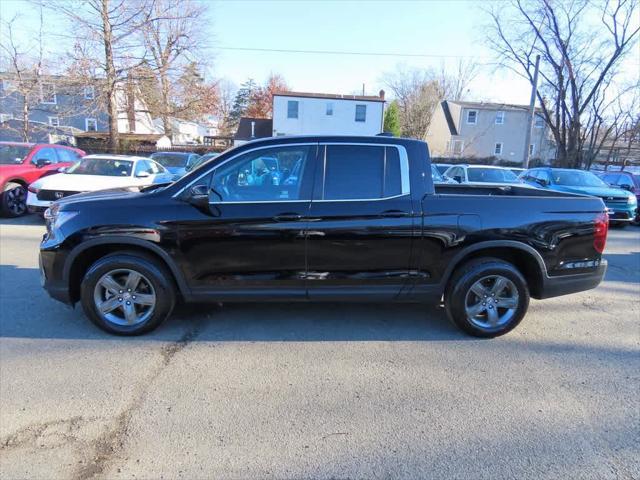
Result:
[64, 237, 190, 304]
[2, 177, 28, 189]
[442, 241, 547, 298]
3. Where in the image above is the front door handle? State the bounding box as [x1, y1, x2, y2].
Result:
[273, 213, 303, 222]
[380, 210, 410, 218]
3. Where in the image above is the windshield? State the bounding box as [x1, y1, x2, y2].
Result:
[552, 170, 608, 187]
[66, 158, 133, 176]
[0, 144, 31, 165]
[431, 164, 445, 182]
[467, 168, 518, 183]
[151, 153, 192, 168]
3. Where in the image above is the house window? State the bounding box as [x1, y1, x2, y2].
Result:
[85, 118, 97, 132]
[355, 104, 367, 122]
[494, 142, 503, 155]
[534, 114, 544, 128]
[466, 110, 477, 124]
[41, 83, 56, 104]
[452, 140, 464, 155]
[287, 100, 298, 119]
[0, 113, 12, 122]
[84, 86, 95, 100]
[529, 144, 535, 156]
[48, 116, 59, 127]
[326, 102, 334, 116]
[495, 111, 505, 124]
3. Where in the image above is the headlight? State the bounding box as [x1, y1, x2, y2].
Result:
[45, 207, 78, 238]
[28, 184, 40, 194]
[628, 195, 637, 206]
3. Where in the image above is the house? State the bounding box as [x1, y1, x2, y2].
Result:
[153, 117, 206, 145]
[234, 117, 273, 146]
[271, 91, 385, 137]
[0, 72, 157, 142]
[426, 100, 556, 163]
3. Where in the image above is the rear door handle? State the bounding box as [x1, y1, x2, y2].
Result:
[380, 210, 410, 218]
[273, 213, 303, 222]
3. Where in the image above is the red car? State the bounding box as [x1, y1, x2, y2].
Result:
[0, 142, 85, 217]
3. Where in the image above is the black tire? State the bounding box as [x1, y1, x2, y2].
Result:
[80, 253, 176, 335]
[444, 257, 530, 338]
[1, 182, 28, 217]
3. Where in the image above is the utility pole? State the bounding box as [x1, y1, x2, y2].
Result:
[523, 54, 540, 169]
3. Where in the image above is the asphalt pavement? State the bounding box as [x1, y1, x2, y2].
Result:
[0, 215, 638, 480]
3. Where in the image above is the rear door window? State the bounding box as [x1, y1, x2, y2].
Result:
[322, 145, 406, 200]
[56, 148, 82, 163]
[33, 147, 59, 164]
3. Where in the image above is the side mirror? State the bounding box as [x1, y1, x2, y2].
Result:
[536, 178, 548, 187]
[453, 175, 462, 183]
[14, 157, 23, 164]
[187, 184, 210, 208]
[136, 171, 150, 178]
[35, 158, 52, 168]
[619, 184, 632, 192]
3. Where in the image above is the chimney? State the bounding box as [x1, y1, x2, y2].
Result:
[379, 89, 385, 100]
[251, 121, 255, 138]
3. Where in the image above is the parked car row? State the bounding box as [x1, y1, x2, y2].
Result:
[434, 162, 639, 225]
[0, 143, 221, 217]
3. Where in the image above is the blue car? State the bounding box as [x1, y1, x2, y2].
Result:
[522, 167, 638, 225]
[150, 152, 201, 179]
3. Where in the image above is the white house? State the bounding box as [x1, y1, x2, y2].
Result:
[272, 91, 385, 137]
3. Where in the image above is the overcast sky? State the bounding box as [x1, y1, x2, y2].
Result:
[1, 0, 637, 105]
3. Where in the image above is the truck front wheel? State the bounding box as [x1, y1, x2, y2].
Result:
[445, 258, 530, 338]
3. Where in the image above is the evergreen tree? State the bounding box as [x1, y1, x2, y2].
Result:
[229, 79, 258, 127]
[383, 100, 402, 137]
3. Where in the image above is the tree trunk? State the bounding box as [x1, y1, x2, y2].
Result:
[101, 0, 119, 152]
[21, 99, 29, 142]
[160, 68, 172, 139]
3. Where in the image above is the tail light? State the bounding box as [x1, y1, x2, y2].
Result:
[593, 212, 609, 253]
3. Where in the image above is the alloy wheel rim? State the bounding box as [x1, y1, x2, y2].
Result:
[464, 275, 519, 330]
[6, 186, 26, 215]
[93, 269, 156, 327]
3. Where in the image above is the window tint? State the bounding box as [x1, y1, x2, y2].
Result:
[33, 148, 58, 164]
[135, 160, 153, 176]
[324, 145, 383, 199]
[384, 147, 402, 197]
[212, 145, 312, 202]
[287, 101, 298, 119]
[56, 148, 81, 163]
[618, 174, 633, 188]
[355, 105, 366, 122]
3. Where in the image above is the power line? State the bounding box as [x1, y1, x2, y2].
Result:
[217, 46, 487, 59]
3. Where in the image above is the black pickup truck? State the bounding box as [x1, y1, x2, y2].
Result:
[40, 136, 609, 337]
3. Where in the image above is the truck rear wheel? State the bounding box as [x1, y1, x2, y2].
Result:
[445, 258, 530, 338]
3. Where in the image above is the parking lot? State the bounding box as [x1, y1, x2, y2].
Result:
[0, 216, 638, 479]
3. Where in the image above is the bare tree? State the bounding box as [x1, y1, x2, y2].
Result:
[0, 9, 47, 141]
[139, 0, 212, 136]
[384, 67, 446, 139]
[44, 0, 155, 150]
[438, 59, 479, 101]
[487, 0, 640, 168]
[215, 79, 236, 135]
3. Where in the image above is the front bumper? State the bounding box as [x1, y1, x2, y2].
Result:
[40, 246, 73, 305]
[538, 260, 607, 299]
[605, 205, 637, 222]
